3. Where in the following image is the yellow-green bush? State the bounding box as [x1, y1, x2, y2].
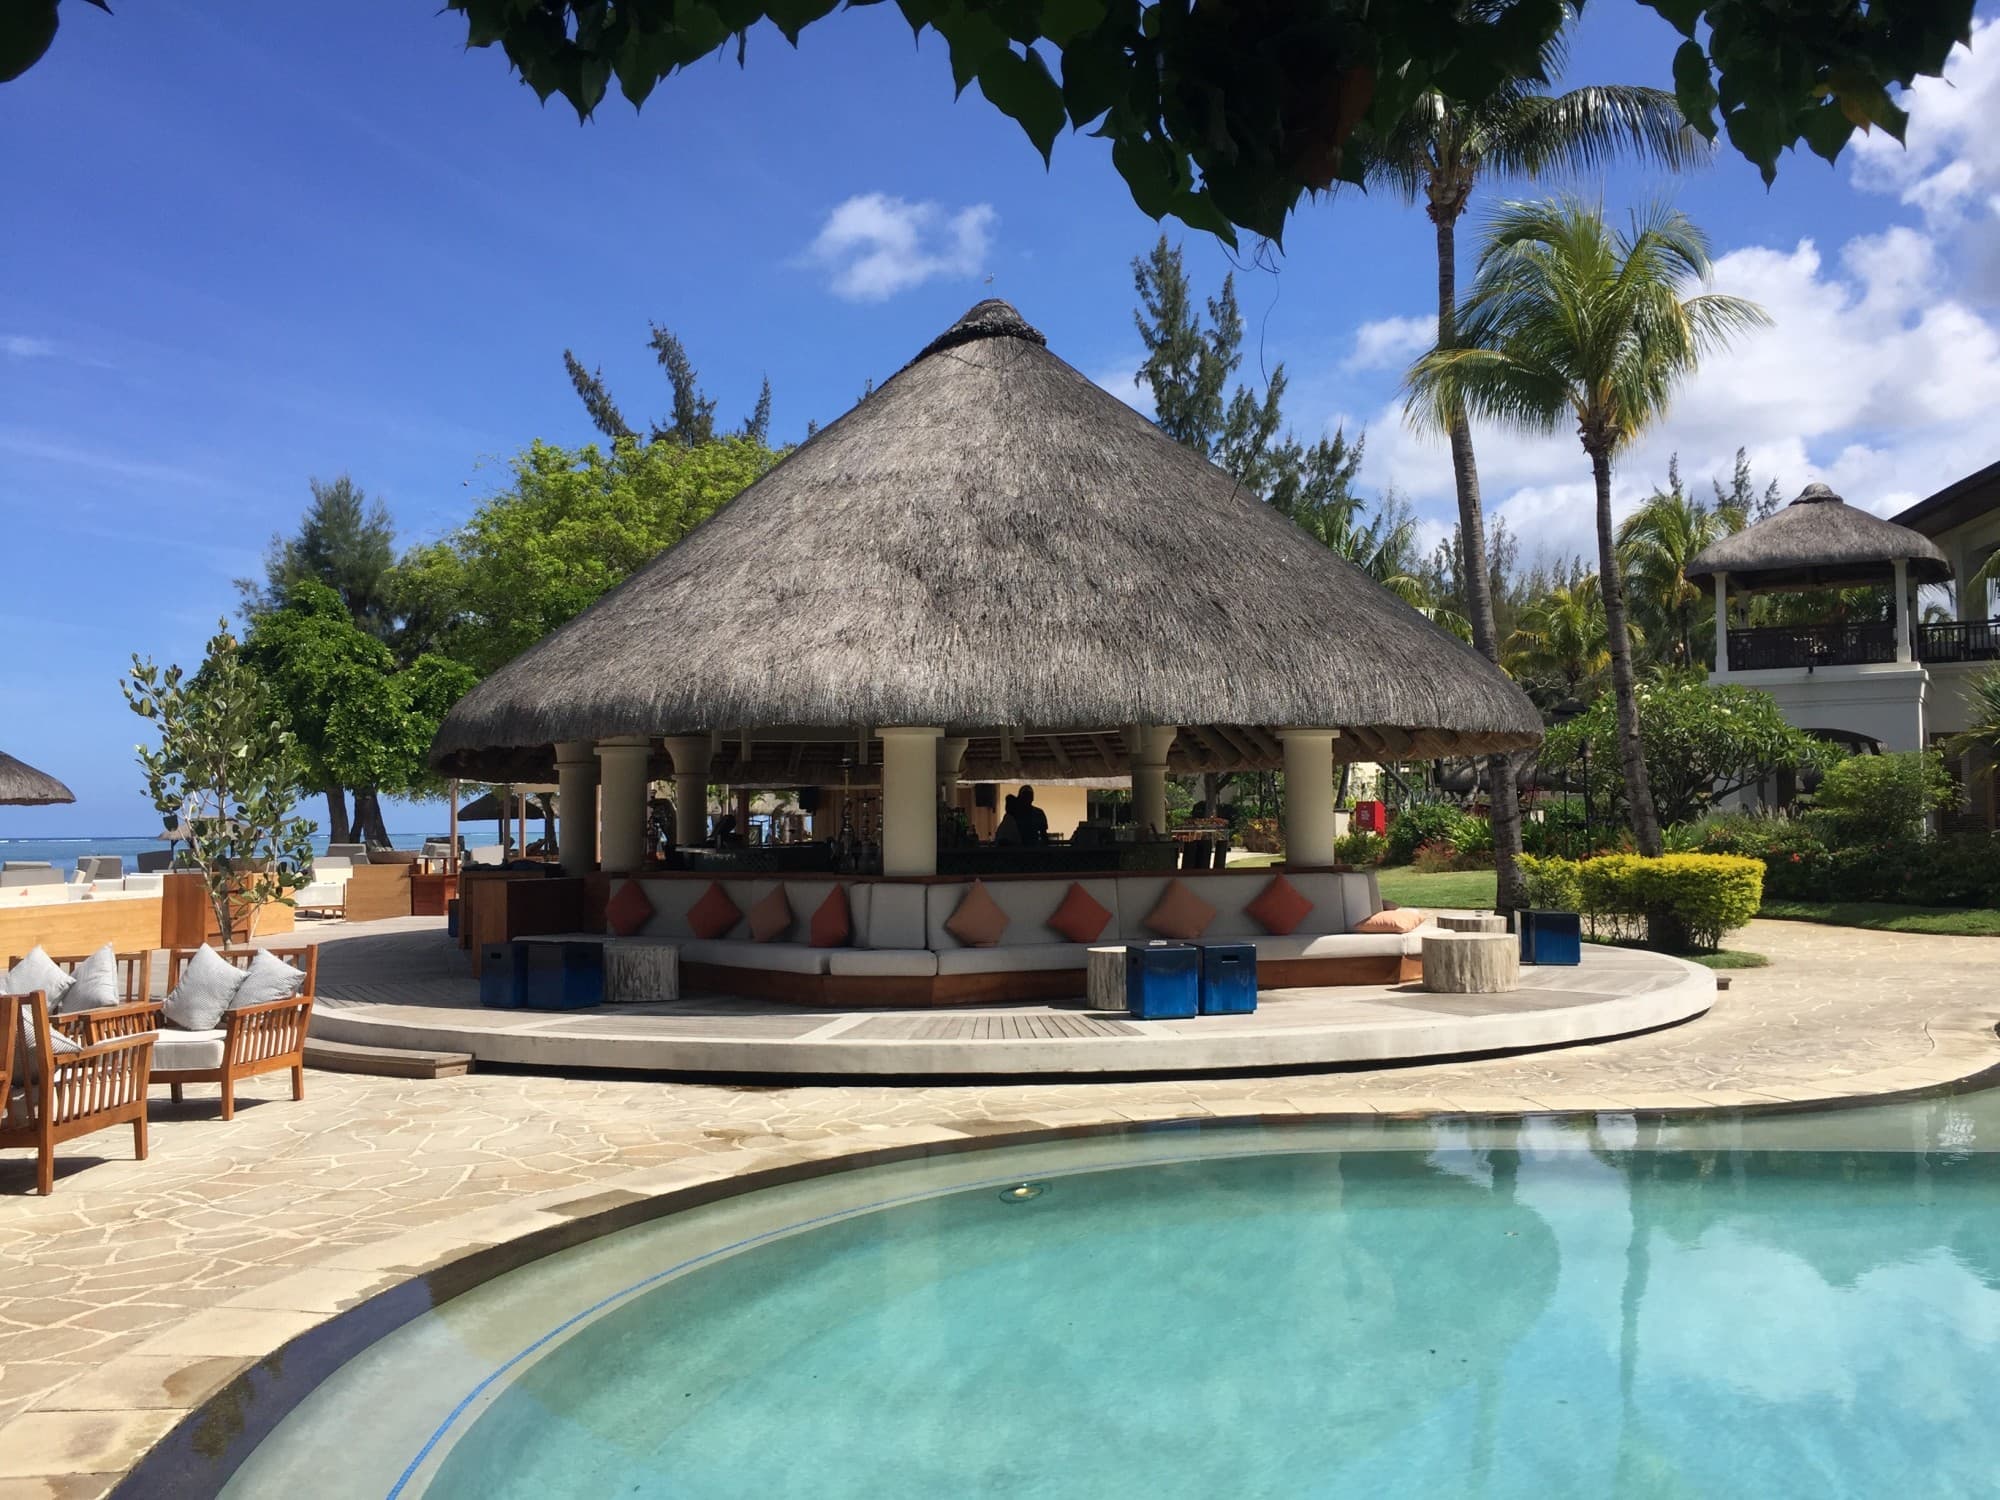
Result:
[1518, 854, 1583, 912]
[1578, 853, 1764, 953]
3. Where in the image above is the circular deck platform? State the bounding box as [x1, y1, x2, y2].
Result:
[302, 920, 1715, 1080]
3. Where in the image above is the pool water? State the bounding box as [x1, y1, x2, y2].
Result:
[226, 1098, 2000, 1499]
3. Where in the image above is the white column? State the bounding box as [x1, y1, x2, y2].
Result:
[1281, 729, 1340, 867]
[878, 727, 943, 876]
[1128, 725, 1178, 836]
[1894, 557, 1913, 663]
[595, 735, 651, 874]
[936, 736, 969, 803]
[553, 740, 599, 876]
[1712, 573, 1731, 676]
[662, 736, 711, 848]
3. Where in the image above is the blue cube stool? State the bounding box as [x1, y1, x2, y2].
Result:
[480, 943, 526, 1009]
[481, 939, 606, 1010]
[1518, 909, 1583, 966]
[1199, 942, 1258, 1015]
[1125, 942, 1199, 1020]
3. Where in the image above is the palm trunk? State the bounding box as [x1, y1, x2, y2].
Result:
[1437, 212, 1527, 910]
[324, 786, 351, 845]
[1591, 447, 1664, 855]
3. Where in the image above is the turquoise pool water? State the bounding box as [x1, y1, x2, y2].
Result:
[226, 1098, 2000, 1499]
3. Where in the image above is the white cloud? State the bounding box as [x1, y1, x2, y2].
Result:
[1091, 356, 1154, 415]
[800, 194, 996, 302]
[1849, 19, 2000, 229]
[1345, 314, 1434, 370]
[3, 335, 54, 359]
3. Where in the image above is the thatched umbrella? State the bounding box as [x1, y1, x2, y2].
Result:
[431, 300, 1540, 785]
[0, 751, 75, 806]
[1688, 482, 1951, 591]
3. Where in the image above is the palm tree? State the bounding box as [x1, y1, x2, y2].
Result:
[1616, 488, 1742, 667]
[1505, 576, 1625, 693]
[1405, 199, 1767, 855]
[1946, 665, 2000, 831]
[1360, 67, 1704, 904]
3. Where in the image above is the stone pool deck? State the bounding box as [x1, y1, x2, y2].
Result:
[1, 917, 1996, 1497]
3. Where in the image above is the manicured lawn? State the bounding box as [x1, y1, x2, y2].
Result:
[1373, 867, 1498, 910]
[1683, 949, 1769, 969]
[1757, 900, 2000, 937]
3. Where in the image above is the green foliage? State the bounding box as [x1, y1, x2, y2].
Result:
[238, 475, 400, 642]
[1505, 575, 1620, 694]
[1615, 483, 1742, 668]
[122, 623, 316, 946]
[1757, 900, 2000, 937]
[409, 434, 777, 675]
[1571, 852, 1764, 952]
[1384, 802, 1477, 864]
[1541, 680, 1829, 829]
[421, 0, 1973, 244]
[1516, 853, 1582, 912]
[0, 0, 107, 84]
[1333, 829, 1386, 867]
[1809, 750, 1954, 843]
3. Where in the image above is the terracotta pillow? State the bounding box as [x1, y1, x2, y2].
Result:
[1245, 874, 1313, 936]
[748, 886, 794, 943]
[944, 881, 1009, 947]
[809, 885, 852, 948]
[686, 882, 741, 941]
[1047, 883, 1112, 944]
[606, 880, 655, 938]
[1352, 907, 1427, 934]
[1145, 878, 1217, 940]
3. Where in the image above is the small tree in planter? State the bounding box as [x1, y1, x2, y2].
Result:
[124, 622, 316, 946]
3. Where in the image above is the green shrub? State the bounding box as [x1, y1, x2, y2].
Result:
[1518, 854, 1582, 912]
[1454, 816, 1494, 857]
[1809, 751, 1954, 842]
[1412, 838, 1462, 874]
[1577, 853, 1765, 952]
[1334, 830, 1387, 867]
[1385, 803, 1476, 864]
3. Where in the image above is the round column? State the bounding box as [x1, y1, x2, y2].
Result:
[662, 736, 711, 849]
[1281, 729, 1340, 867]
[1130, 725, 1178, 837]
[936, 736, 969, 803]
[595, 735, 651, 875]
[879, 727, 943, 876]
[553, 740, 599, 876]
[1712, 572, 1731, 675]
[1894, 557, 1913, 663]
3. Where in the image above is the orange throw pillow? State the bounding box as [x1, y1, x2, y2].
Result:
[1245, 874, 1313, 936]
[809, 886, 852, 948]
[1352, 908, 1427, 934]
[686, 882, 741, 941]
[1145, 878, 1217, 940]
[945, 881, 1009, 947]
[1047, 882, 1112, 944]
[606, 879, 654, 937]
[748, 886, 793, 943]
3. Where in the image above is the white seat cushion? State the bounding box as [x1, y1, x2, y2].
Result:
[153, 1028, 226, 1072]
[680, 940, 830, 975]
[827, 949, 939, 978]
[936, 943, 1094, 976]
[1252, 931, 1424, 962]
[859, 882, 926, 950]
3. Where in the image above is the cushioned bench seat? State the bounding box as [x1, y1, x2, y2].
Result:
[150, 1029, 226, 1071]
[827, 949, 939, 977]
[935, 942, 1098, 975]
[681, 940, 829, 974]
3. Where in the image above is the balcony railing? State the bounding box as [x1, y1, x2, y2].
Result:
[1725, 618, 2000, 669]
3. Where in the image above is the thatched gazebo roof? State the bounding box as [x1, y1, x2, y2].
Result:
[432, 301, 1541, 783]
[1688, 482, 1952, 592]
[0, 751, 75, 806]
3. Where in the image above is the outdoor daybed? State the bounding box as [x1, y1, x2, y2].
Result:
[612, 869, 1430, 1007]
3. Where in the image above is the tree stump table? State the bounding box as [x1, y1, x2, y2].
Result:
[605, 939, 680, 1004]
[1087, 946, 1128, 1012]
[1438, 913, 1509, 934]
[1420, 932, 1519, 994]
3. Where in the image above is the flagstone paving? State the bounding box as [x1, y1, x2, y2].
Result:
[1, 917, 1994, 1497]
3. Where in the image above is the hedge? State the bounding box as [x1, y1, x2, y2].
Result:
[1523, 853, 1764, 953]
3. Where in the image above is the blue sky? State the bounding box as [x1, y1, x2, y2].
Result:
[5, 0, 1997, 836]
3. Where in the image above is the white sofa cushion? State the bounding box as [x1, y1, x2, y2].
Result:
[936, 943, 1095, 976]
[860, 882, 926, 950]
[1252, 930, 1424, 962]
[680, 940, 830, 975]
[152, 1028, 226, 1072]
[827, 949, 939, 978]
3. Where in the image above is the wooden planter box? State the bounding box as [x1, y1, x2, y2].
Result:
[409, 871, 457, 917]
[161, 872, 296, 949]
[344, 863, 413, 923]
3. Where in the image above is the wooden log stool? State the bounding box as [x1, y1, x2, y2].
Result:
[1420, 931, 1520, 994]
[1086, 946, 1127, 1012]
[1438, 913, 1509, 934]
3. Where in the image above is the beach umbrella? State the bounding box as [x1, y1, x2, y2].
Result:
[457, 790, 553, 821]
[0, 751, 75, 806]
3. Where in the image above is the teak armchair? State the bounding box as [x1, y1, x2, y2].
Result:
[3, 990, 155, 1196]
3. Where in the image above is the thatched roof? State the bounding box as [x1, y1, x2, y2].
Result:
[433, 301, 1542, 782]
[0, 751, 74, 806]
[1688, 483, 1952, 591]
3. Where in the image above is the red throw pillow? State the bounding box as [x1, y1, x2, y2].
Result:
[944, 881, 1010, 947]
[606, 879, 654, 938]
[1244, 874, 1313, 936]
[686, 882, 741, 941]
[1145, 878, 1217, 940]
[809, 886, 852, 948]
[748, 886, 794, 943]
[1047, 882, 1112, 944]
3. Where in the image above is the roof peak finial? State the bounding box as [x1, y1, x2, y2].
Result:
[918, 300, 1047, 359]
[1791, 481, 1843, 505]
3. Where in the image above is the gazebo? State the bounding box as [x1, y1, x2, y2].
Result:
[433, 300, 1539, 878]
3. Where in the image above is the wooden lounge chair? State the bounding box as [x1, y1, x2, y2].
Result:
[3, 990, 155, 1195]
[70, 946, 318, 1121]
[10, 950, 155, 1024]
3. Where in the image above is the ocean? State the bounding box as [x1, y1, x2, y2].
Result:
[0, 830, 449, 878]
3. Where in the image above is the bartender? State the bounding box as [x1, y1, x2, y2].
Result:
[1015, 785, 1050, 845]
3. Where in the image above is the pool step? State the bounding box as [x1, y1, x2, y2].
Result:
[304, 1038, 473, 1079]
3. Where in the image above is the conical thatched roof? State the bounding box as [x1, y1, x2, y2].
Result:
[1687, 482, 1952, 591]
[0, 751, 74, 806]
[433, 301, 1541, 782]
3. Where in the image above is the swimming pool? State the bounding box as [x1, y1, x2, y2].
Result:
[214, 1092, 2000, 1498]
